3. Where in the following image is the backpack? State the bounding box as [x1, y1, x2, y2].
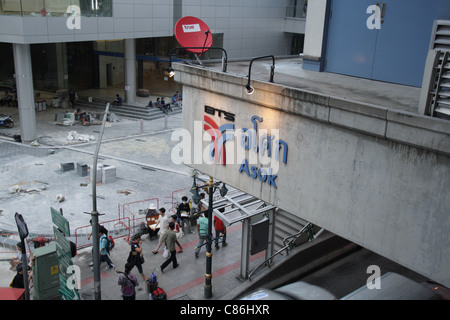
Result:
[107, 235, 115, 252]
[103, 235, 115, 253]
[152, 287, 167, 300]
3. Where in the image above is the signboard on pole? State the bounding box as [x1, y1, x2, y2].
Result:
[51, 208, 79, 300]
[51, 207, 70, 236]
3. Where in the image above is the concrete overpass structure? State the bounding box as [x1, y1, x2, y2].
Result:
[173, 60, 450, 288]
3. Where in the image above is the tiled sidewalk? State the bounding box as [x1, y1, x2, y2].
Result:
[76, 222, 266, 300]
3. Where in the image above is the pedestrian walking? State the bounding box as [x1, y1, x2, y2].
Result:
[194, 213, 209, 258]
[170, 215, 184, 252]
[127, 234, 147, 280]
[160, 222, 182, 273]
[117, 263, 139, 300]
[152, 208, 169, 254]
[214, 209, 227, 249]
[93, 226, 115, 270]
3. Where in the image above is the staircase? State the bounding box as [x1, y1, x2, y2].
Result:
[247, 209, 324, 282]
[273, 209, 314, 253]
[75, 95, 182, 121]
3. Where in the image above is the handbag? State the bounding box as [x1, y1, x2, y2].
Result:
[140, 254, 145, 264]
[162, 247, 169, 259]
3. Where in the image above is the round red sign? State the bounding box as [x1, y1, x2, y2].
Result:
[174, 16, 213, 54]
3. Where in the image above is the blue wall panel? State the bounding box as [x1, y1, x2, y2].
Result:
[325, 0, 450, 87]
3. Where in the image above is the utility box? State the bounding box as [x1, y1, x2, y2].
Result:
[32, 242, 60, 300]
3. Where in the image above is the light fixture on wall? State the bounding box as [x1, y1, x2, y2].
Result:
[245, 83, 254, 95]
[245, 55, 275, 95]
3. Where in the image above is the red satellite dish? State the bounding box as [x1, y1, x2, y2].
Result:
[174, 16, 213, 54]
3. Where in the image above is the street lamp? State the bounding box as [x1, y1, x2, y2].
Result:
[245, 55, 275, 95]
[89, 103, 109, 300]
[190, 171, 228, 298]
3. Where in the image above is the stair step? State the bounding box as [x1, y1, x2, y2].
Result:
[74, 99, 182, 120]
[273, 209, 312, 251]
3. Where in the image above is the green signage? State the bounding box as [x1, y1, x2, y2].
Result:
[59, 274, 80, 300]
[51, 207, 70, 236]
[51, 207, 79, 300]
[54, 226, 71, 255]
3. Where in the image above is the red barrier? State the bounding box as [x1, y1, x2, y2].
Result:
[74, 218, 131, 251]
[0, 232, 33, 261]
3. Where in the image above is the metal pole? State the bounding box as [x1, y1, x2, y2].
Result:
[204, 178, 214, 298]
[240, 219, 251, 280]
[20, 238, 30, 300]
[14, 212, 30, 300]
[91, 103, 110, 300]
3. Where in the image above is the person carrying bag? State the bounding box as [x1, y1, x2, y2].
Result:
[127, 234, 148, 280]
[117, 263, 139, 300]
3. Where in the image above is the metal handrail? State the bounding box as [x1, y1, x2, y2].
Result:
[169, 47, 228, 72]
[282, 222, 313, 249]
[248, 222, 313, 282]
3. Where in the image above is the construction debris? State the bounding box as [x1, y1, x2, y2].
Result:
[117, 189, 135, 196]
[66, 131, 96, 142]
[8, 185, 22, 194]
[56, 193, 65, 203]
[8, 183, 48, 194]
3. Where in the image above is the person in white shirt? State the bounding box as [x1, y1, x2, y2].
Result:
[152, 208, 169, 254]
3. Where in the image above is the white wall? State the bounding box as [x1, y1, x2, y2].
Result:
[303, 0, 327, 59]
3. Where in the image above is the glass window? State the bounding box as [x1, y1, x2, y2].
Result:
[0, 0, 112, 17]
[20, 0, 45, 16]
[0, 0, 23, 15]
[286, 0, 308, 19]
[79, 0, 112, 17]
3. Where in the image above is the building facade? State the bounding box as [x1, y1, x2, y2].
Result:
[0, 0, 307, 142]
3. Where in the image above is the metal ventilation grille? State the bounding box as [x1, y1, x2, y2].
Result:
[431, 20, 450, 51]
[418, 20, 450, 119]
[432, 51, 450, 119]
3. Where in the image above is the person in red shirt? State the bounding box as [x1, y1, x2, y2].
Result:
[214, 208, 227, 249]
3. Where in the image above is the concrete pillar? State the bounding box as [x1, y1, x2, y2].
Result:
[56, 43, 68, 90]
[138, 60, 144, 90]
[124, 38, 136, 105]
[13, 43, 36, 143]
